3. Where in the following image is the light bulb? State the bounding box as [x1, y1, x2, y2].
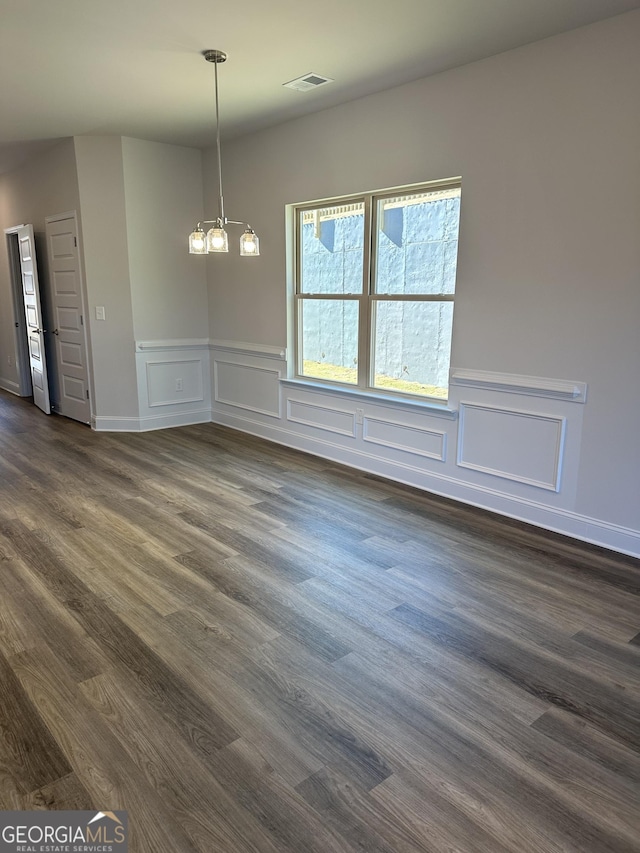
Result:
[206, 226, 229, 253]
[240, 229, 260, 257]
[188, 228, 207, 254]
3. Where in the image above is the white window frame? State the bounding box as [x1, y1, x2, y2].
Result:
[291, 178, 461, 403]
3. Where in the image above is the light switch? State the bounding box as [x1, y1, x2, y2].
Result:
[95, 306, 106, 320]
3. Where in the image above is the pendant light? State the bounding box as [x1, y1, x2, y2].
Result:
[189, 50, 260, 256]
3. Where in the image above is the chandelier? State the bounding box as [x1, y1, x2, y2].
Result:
[189, 50, 260, 257]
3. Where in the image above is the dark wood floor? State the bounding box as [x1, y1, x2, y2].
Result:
[0, 390, 639, 852]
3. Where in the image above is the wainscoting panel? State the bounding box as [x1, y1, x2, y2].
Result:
[118, 339, 213, 432]
[147, 358, 203, 407]
[363, 416, 446, 462]
[457, 402, 566, 492]
[214, 359, 281, 418]
[287, 398, 356, 437]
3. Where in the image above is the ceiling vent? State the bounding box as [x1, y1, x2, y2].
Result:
[283, 73, 334, 93]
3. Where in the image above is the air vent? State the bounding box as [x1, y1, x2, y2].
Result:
[283, 73, 334, 92]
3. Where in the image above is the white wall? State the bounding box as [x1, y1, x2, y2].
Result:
[0, 139, 81, 394]
[206, 11, 640, 556]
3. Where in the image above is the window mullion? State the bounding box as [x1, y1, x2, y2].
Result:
[359, 194, 373, 390]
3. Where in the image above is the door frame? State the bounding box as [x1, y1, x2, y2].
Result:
[4, 226, 33, 397]
[45, 211, 94, 424]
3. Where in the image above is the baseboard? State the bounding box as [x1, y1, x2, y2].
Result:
[0, 378, 21, 396]
[93, 408, 212, 432]
[211, 408, 640, 559]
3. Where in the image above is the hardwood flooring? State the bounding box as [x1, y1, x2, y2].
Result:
[0, 389, 638, 852]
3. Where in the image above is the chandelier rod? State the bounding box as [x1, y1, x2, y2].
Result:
[213, 55, 225, 224]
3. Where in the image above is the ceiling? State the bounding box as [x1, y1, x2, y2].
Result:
[1, 0, 639, 174]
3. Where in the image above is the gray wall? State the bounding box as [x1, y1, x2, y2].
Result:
[122, 137, 208, 342]
[74, 135, 139, 418]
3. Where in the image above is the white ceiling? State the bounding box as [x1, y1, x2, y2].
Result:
[1, 0, 639, 173]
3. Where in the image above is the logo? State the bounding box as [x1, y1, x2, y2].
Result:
[0, 810, 128, 853]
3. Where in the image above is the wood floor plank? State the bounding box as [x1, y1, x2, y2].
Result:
[390, 601, 640, 751]
[10, 645, 204, 853]
[21, 772, 94, 811]
[79, 671, 285, 853]
[0, 650, 72, 805]
[115, 601, 324, 787]
[252, 632, 640, 850]
[298, 573, 550, 723]
[531, 707, 640, 787]
[296, 765, 435, 853]
[1, 521, 240, 755]
[0, 555, 108, 682]
[176, 550, 352, 663]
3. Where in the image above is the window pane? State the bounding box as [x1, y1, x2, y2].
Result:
[372, 301, 454, 398]
[374, 188, 460, 295]
[300, 299, 359, 385]
[299, 203, 364, 294]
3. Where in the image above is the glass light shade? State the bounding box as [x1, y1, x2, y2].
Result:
[188, 228, 207, 254]
[206, 226, 229, 253]
[240, 229, 260, 256]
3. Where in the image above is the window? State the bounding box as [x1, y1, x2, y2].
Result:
[293, 180, 461, 401]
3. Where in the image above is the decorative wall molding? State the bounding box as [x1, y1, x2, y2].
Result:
[210, 339, 287, 360]
[450, 368, 587, 403]
[0, 378, 21, 396]
[363, 416, 446, 462]
[214, 359, 281, 418]
[135, 341, 211, 429]
[146, 358, 204, 407]
[287, 398, 356, 437]
[92, 408, 212, 432]
[280, 378, 457, 419]
[136, 338, 210, 352]
[457, 402, 566, 492]
[210, 407, 640, 558]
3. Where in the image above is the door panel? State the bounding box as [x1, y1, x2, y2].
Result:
[62, 375, 87, 402]
[53, 270, 77, 295]
[18, 224, 51, 414]
[46, 215, 90, 424]
[29, 337, 42, 360]
[59, 341, 83, 367]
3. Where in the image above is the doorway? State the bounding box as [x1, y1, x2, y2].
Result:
[4, 213, 91, 424]
[4, 228, 32, 397]
[4, 224, 51, 413]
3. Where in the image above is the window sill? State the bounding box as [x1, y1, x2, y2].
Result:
[280, 378, 458, 419]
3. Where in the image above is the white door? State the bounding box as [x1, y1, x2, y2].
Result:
[45, 214, 91, 424]
[17, 225, 51, 414]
